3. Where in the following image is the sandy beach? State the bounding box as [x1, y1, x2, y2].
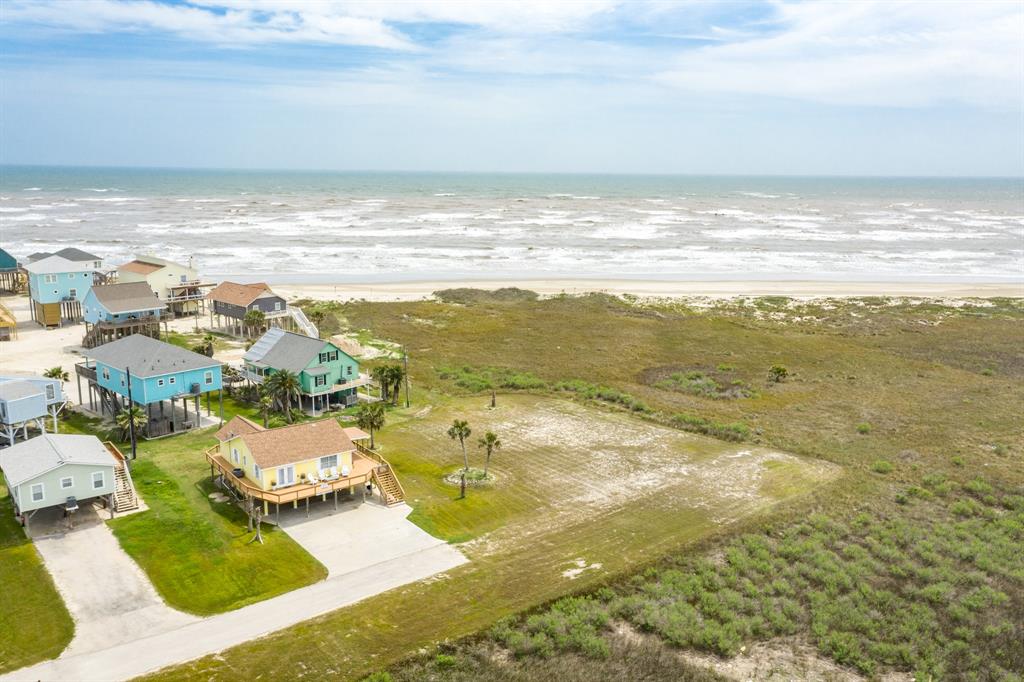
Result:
[273, 279, 1024, 302]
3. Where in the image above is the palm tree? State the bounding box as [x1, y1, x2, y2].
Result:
[244, 309, 266, 338]
[386, 364, 405, 405]
[447, 419, 472, 471]
[265, 369, 301, 423]
[356, 402, 386, 449]
[115, 405, 146, 441]
[258, 393, 273, 428]
[44, 366, 69, 401]
[477, 431, 502, 477]
[372, 365, 390, 402]
[307, 309, 326, 336]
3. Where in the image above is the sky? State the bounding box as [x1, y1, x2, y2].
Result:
[1, 0, 1022, 175]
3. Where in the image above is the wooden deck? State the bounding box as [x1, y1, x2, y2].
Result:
[205, 447, 378, 506]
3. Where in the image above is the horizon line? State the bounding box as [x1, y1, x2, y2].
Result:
[1, 162, 1022, 181]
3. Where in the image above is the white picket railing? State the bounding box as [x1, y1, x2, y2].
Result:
[289, 306, 318, 338]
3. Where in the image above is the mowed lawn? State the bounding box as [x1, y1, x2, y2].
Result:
[0, 477, 74, 673]
[62, 400, 328, 616]
[146, 394, 835, 681]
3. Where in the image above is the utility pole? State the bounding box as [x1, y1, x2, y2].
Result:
[403, 346, 411, 408]
[125, 367, 138, 462]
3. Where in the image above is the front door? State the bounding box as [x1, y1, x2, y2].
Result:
[276, 465, 295, 487]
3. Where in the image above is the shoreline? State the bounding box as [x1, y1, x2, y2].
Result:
[271, 279, 1024, 302]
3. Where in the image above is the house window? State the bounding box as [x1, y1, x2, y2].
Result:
[169, 377, 176, 385]
[318, 352, 328, 364]
[102, 367, 110, 380]
[329, 351, 339, 362]
[31, 483, 44, 502]
[243, 455, 247, 466]
[157, 378, 165, 387]
[274, 302, 281, 311]
[232, 448, 239, 464]
[314, 375, 326, 387]
[346, 365, 353, 376]
[46, 385, 55, 400]
[276, 465, 295, 487]
[61, 477, 74, 490]
[204, 371, 213, 385]
[44, 274, 58, 284]
[92, 472, 105, 489]
[69, 288, 77, 299]
[254, 464, 261, 481]
[319, 454, 338, 470]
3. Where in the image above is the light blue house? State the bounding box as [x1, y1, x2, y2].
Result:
[81, 282, 166, 348]
[24, 250, 105, 327]
[0, 375, 66, 446]
[76, 335, 223, 438]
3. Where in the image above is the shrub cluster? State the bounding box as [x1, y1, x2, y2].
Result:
[671, 413, 750, 442]
[473, 480, 1024, 680]
[654, 371, 754, 400]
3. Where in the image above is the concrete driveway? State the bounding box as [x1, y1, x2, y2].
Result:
[277, 496, 459, 576]
[29, 504, 198, 657]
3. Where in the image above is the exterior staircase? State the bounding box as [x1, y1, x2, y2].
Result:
[371, 465, 405, 506]
[289, 307, 319, 338]
[113, 463, 140, 512]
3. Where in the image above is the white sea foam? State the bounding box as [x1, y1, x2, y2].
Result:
[23, 187, 41, 191]
[738, 191, 781, 199]
[0, 207, 28, 213]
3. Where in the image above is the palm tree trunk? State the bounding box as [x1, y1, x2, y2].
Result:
[484, 447, 491, 476]
[461, 439, 469, 471]
[370, 427, 376, 449]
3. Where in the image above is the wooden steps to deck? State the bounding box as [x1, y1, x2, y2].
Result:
[113, 464, 139, 512]
[372, 466, 405, 506]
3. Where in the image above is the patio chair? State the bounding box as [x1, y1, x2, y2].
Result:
[340, 464, 350, 477]
[307, 472, 319, 485]
[330, 466, 339, 479]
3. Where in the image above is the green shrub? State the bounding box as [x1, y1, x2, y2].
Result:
[433, 653, 456, 669]
[671, 413, 749, 442]
[856, 422, 872, 435]
[871, 460, 893, 474]
[767, 364, 788, 383]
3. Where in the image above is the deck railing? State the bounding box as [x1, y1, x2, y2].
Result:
[205, 446, 375, 505]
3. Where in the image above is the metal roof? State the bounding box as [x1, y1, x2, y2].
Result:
[23, 254, 96, 275]
[0, 380, 43, 402]
[0, 434, 115, 487]
[243, 328, 327, 374]
[85, 334, 220, 377]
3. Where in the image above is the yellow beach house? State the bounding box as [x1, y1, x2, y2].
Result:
[206, 416, 404, 522]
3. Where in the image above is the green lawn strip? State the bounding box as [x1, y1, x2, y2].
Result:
[62, 392, 327, 616]
[0, 476, 74, 673]
[109, 457, 327, 615]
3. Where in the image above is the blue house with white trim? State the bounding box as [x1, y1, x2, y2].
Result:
[24, 249, 105, 327]
[75, 335, 223, 437]
[0, 376, 66, 446]
[81, 282, 166, 348]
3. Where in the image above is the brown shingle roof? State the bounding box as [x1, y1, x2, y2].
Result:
[120, 260, 163, 275]
[215, 415, 264, 442]
[207, 281, 275, 307]
[237, 418, 356, 469]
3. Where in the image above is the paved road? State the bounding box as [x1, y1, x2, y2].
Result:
[6, 503, 467, 682]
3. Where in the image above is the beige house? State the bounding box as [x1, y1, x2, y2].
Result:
[118, 255, 210, 317]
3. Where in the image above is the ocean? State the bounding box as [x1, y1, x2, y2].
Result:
[1, 166, 1021, 283]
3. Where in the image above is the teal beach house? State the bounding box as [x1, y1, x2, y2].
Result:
[241, 328, 369, 413]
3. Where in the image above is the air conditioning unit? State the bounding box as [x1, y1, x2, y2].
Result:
[190, 383, 201, 394]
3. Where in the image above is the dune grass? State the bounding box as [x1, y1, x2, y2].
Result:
[0, 477, 74, 673]
[131, 293, 1023, 680]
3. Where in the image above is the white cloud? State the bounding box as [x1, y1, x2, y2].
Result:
[654, 1, 1024, 109]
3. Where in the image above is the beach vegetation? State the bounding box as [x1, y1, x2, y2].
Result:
[447, 420, 472, 471]
[766, 364, 788, 383]
[264, 369, 301, 423]
[477, 431, 502, 477]
[356, 401, 386, 449]
[856, 422, 872, 435]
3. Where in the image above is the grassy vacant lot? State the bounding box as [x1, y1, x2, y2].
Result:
[61, 402, 327, 616]
[0, 477, 74, 673]
[146, 292, 1021, 680]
